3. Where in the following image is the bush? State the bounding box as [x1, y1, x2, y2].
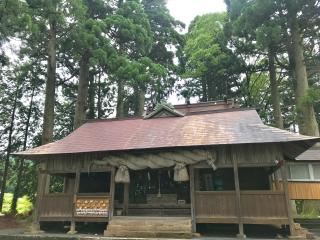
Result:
[16, 195, 33, 216]
[1, 193, 33, 216]
[2, 193, 13, 214]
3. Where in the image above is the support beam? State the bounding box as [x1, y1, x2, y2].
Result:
[189, 165, 196, 233]
[280, 162, 296, 237]
[232, 150, 246, 239]
[44, 175, 50, 194]
[273, 170, 281, 191]
[31, 163, 48, 233]
[69, 221, 76, 235]
[105, 167, 116, 236]
[123, 183, 129, 216]
[68, 168, 80, 234]
[63, 177, 67, 193]
[194, 167, 200, 191]
[109, 167, 115, 218]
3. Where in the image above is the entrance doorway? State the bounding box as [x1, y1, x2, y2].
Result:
[114, 168, 191, 217]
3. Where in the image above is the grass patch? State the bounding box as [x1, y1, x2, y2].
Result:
[1, 193, 33, 216]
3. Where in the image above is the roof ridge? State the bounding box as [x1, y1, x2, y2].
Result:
[85, 107, 256, 123]
[185, 107, 256, 116]
[85, 116, 143, 123]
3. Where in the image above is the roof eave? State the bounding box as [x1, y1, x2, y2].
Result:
[13, 137, 319, 159]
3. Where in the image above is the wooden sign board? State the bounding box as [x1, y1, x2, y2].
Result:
[75, 196, 109, 217]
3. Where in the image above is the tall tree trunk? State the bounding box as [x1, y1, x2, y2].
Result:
[246, 73, 252, 107]
[74, 52, 90, 129]
[268, 47, 284, 129]
[290, 19, 319, 136]
[133, 86, 145, 116]
[116, 79, 125, 118]
[97, 72, 102, 118]
[87, 71, 95, 120]
[11, 86, 35, 213]
[201, 78, 208, 102]
[207, 77, 214, 101]
[0, 89, 18, 212]
[42, 16, 56, 145]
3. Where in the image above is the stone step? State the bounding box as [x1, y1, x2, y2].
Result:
[105, 230, 193, 238]
[107, 223, 191, 232]
[105, 217, 192, 238]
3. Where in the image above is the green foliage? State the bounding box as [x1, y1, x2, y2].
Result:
[180, 12, 241, 101]
[184, 13, 227, 78]
[301, 88, 320, 106]
[1, 193, 13, 214]
[0, 0, 30, 42]
[105, 0, 153, 57]
[49, 175, 64, 193]
[1, 193, 33, 216]
[16, 196, 33, 216]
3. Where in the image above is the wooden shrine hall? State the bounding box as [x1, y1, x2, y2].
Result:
[14, 100, 319, 238]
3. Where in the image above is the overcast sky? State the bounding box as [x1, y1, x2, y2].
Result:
[166, 0, 227, 28]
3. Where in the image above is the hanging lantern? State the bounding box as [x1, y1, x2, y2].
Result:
[174, 163, 189, 182]
[115, 165, 130, 183]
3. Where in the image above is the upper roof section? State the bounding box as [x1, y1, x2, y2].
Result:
[174, 99, 238, 115]
[296, 142, 320, 161]
[144, 103, 185, 119]
[15, 107, 318, 157]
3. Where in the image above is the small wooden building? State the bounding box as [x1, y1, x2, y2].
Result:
[15, 101, 318, 238]
[287, 143, 320, 200]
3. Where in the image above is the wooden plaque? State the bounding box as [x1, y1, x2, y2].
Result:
[75, 196, 109, 217]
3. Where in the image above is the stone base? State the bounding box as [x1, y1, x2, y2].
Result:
[29, 223, 44, 234]
[105, 216, 193, 238]
[236, 233, 246, 239]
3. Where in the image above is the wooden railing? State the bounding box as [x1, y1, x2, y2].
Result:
[40, 194, 73, 219]
[195, 190, 288, 224]
[240, 191, 287, 218]
[195, 191, 237, 219]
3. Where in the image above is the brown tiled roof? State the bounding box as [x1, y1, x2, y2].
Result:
[15, 109, 318, 156]
[296, 143, 320, 161]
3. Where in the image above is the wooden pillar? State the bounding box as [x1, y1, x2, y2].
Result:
[189, 165, 196, 233]
[105, 167, 116, 236]
[31, 163, 48, 233]
[109, 167, 116, 218]
[273, 172, 279, 191]
[63, 177, 67, 193]
[268, 174, 273, 190]
[280, 162, 296, 236]
[123, 183, 129, 215]
[194, 168, 200, 191]
[44, 174, 50, 194]
[68, 168, 80, 234]
[232, 150, 245, 239]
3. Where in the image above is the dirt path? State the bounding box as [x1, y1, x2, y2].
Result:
[0, 215, 22, 230]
